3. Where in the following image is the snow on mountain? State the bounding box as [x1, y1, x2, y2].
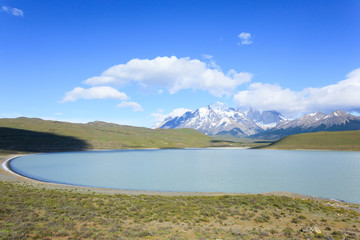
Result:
[159, 102, 263, 137]
[158, 102, 360, 139]
[274, 112, 327, 130]
[274, 110, 358, 130]
[153, 108, 192, 128]
[252, 110, 360, 140]
[247, 107, 287, 130]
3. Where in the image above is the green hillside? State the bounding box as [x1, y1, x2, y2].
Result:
[0, 117, 241, 153]
[210, 135, 273, 148]
[264, 130, 360, 151]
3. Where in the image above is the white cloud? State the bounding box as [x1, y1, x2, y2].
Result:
[151, 108, 192, 128]
[238, 32, 252, 45]
[234, 68, 360, 116]
[1, 6, 23, 17]
[150, 109, 167, 125]
[61, 86, 128, 103]
[117, 101, 143, 112]
[84, 56, 252, 97]
[234, 83, 303, 116]
[202, 54, 221, 71]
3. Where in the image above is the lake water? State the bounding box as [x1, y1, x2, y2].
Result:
[9, 149, 360, 203]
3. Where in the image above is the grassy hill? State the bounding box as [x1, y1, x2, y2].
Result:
[0, 117, 242, 153]
[264, 130, 360, 151]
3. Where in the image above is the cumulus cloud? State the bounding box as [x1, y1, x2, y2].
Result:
[61, 86, 128, 103]
[202, 54, 221, 71]
[234, 83, 304, 116]
[84, 56, 252, 97]
[238, 32, 252, 45]
[1, 6, 23, 17]
[234, 68, 360, 116]
[151, 108, 192, 128]
[117, 101, 143, 112]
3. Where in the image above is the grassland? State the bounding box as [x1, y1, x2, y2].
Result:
[211, 135, 273, 148]
[0, 117, 249, 153]
[0, 180, 359, 240]
[264, 130, 360, 151]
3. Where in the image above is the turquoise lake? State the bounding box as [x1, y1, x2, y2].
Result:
[9, 149, 360, 203]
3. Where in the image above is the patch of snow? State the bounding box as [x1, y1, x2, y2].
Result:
[219, 118, 231, 126]
[279, 115, 287, 121]
[198, 108, 210, 118]
[256, 122, 277, 130]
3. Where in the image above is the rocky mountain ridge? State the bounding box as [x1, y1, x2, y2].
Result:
[253, 110, 360, 139]
[160, 102, 263, 137]
[158, 102, 360, 139]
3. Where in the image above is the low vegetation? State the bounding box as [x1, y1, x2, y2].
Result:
[263, 130, 360, 151]
[211, 135, 273, 148]
[0, 181, 359, 239]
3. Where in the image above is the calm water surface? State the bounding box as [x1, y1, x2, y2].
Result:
[10, 149, 360, 203]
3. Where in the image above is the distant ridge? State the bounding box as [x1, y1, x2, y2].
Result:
[159, 102, 360, 140]
[252, 110, 360, 140]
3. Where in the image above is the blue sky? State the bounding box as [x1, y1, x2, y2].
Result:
[1, 0, 360, 127]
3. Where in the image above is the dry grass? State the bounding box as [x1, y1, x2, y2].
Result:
[1, 181, 359, 239]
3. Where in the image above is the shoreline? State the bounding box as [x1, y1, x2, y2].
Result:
[1, 153, 250, 196]
[1, 151, 359, 211]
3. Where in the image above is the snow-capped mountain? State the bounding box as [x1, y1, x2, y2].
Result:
[154, 108, 192, 128]
[251, 110, 360, 140]
[159, 102, 263, 137]
[159, 102, 360, 139]
[277, 110, 360, 131]
[247, 107, 287, 129]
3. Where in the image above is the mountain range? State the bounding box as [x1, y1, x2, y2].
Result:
[158, 102, 360, 140]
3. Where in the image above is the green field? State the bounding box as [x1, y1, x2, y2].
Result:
[0, 117, 244, 153]
[264, 130, 360, 151]
[0, 181, 359, 240]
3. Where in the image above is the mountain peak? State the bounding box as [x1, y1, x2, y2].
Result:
[158, 103, 360, 140]
[328, 110, 348, 117]
[208, 102, 230, 111]
[302, 112, 326, 119]
[247, 108, 286, 126]
[160, 102, 263, 136]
